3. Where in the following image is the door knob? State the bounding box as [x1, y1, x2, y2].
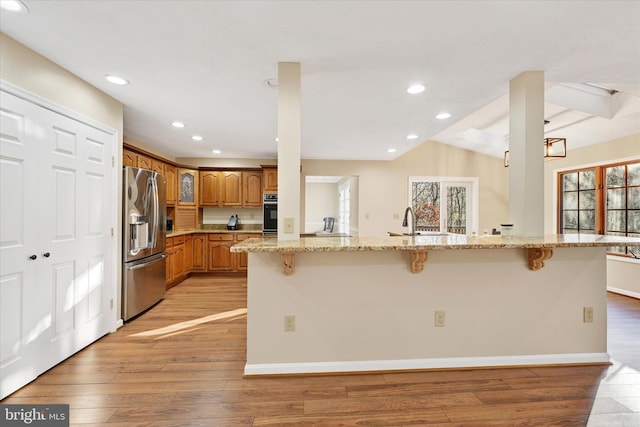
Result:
[29, 254, 37, 260]
[43, 252, 51, 258]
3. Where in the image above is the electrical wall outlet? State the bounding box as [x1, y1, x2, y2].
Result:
[434, 311, 445, 327]
[284, 218, 294, 233]
[583, 307, 594, 323]
[284, 315, 296, 332]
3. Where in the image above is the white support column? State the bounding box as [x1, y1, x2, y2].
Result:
[277, 62, 301, 241]
[509, 71, 545, 237]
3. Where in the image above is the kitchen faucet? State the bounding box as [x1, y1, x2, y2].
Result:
[402, 206, 415, 236]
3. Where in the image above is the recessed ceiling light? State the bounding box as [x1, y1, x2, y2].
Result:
[275, 137, 279, 142]
[0, 0, 29, 13]
[171, 121, 186, 129]
[407, 83, 425, 94]
[104, 74, 130, 86]
[436, 112, 451, 120]
[406, 133, 419, 140]
[387, 148, 397, 153]
[191, 135, 203, 141]
[212, 149, 222, 154]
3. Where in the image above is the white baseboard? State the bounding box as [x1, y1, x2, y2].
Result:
[608, 286, 640, 300]
[244, 353, 611, 376]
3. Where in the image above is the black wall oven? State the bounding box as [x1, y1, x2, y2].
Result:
[263, 194, 277, 233]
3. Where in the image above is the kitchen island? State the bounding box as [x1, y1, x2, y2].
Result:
[232, 234, 640, 375]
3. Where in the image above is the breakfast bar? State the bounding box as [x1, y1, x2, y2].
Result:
[232, 234, 640, 376]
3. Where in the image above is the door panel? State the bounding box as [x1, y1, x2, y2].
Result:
[0, 92, 41, 398]
[0, 89, 115, 399]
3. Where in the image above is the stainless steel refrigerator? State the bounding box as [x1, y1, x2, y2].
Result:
[122, 166, 167, 321]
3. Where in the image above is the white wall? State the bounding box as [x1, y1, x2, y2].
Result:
[304, 182, 338, 232]
[246, 247, 608, 374]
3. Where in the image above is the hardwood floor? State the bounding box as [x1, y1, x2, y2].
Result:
[3, 276, 640, 426]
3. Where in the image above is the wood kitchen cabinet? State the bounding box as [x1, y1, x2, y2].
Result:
[221, 171, 242, 206]
[123, 148, 137, 167]
[199, 170, 262, 207]
[263, 166, 277, 193]
[178, 168, 198, 206]
[165, 164, 177, 205]
[192, 234, 206, 271]
[199, 171, 222, 206]
[184, 234, 193, 272]
[151, 158, 164, 175]
[166, 235, 185, 288]
[137, 155, 152, 170]
[243, 171, 263, 207]
[207, 234, 234, 272]
[165, 237, 173, 287]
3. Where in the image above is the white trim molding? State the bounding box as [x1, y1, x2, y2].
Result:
[244, 353, 611, 376]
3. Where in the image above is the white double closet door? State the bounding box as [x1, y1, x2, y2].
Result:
[0, 88, 117, 399]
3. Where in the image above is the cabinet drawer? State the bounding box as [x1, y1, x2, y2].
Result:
[208, 234, 234, 241]
[237, 233, 260, 241]
[173, 235, 185, 245]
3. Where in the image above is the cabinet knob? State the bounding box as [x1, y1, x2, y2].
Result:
[43, 252, 51, 258]
[29, 254, 37, 260]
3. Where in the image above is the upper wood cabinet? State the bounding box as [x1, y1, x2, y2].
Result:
[263, 166, 277, 193]
[137, 155, 152, 170]
[165, 164, 177, 205]
[221, 171, 242, 207]
[199, 171, 222, 206]
[123, 148, 137, 167]
[243, 171, 263, 207]
[199, 170, 262, 207]
[151, 158, 165, 175]
[178, 168, 198, 206]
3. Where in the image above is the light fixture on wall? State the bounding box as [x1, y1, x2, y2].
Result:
[503, 138, 567, 167]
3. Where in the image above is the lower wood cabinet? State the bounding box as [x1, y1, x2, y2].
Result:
[207, 234, 235, 272]
[166, 235, 185, 289]
[167, 231, 261, 287]
[192, 234, 206, 271]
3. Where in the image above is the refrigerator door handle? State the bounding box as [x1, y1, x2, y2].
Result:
[126, 253, 167, 271]
[149, 176, 159, 249]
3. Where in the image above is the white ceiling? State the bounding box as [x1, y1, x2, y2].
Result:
[1, 1, 639, 161]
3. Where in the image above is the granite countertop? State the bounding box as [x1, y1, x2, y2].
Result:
[230, 234, 640, 253]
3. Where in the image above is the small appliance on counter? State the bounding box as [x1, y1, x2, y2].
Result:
[166, 217, 173, 232]
[227, 214, 239, 230]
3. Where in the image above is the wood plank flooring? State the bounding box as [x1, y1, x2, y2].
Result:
[2, 275, 640, 426]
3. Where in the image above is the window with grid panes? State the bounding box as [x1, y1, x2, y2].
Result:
[558, 160, 640, 257]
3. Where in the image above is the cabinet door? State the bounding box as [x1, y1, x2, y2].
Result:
[137, 154, 152, 170]
[165, 238, 174, 287]
[192, 234, 206, 271]
[243, 171, 263, 207]
[222, 171, 242, 206]
[263, 167, 278, 193]
[165, 164, 177, 205]
[123, 148, 137, 167]
[178, 168, 198, 206]
[184, 234, 193, 272]
[207, 234, 234, 271]
[173, 244, 185, 280]
[151, 159, 165, 175]
[199, 171, 221, 206]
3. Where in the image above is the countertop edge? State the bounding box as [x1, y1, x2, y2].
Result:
[229, 234, 640, 253]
